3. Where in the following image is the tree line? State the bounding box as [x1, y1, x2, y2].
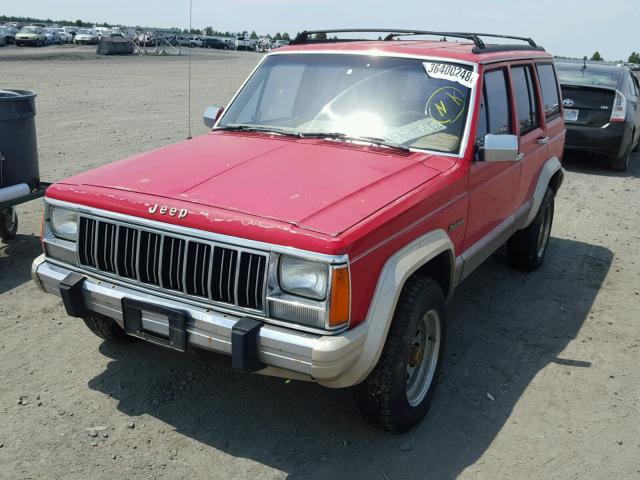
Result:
[589, 51, 640, 64]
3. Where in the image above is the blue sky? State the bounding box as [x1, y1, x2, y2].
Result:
[5, 0, 640, 60]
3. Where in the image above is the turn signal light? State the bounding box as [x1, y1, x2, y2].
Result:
[329, 266, 350, 328]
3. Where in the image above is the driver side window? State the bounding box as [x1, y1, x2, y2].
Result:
[476, 69, 513, 145]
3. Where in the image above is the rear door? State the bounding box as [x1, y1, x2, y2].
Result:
[536, 63, 565, 167]
[509, 63, 547, 207]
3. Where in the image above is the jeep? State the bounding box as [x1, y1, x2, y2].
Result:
[32, 29, 565, 432]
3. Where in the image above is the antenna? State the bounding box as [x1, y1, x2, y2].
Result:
[187, 0, 193, 140]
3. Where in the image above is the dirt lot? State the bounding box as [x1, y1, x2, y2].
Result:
[1, 45, 639, 480]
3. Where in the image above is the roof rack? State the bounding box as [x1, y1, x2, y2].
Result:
[291, 29, 545, 54]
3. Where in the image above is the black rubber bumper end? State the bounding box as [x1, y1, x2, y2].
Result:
[59, 273, 87, 317]
[231, 318, 265, 372]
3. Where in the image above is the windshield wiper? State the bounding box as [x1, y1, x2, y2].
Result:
[297, 132, 411, 152]
[214, 125, 292, 135]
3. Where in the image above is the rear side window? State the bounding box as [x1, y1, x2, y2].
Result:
[511, 65, 540, 134]
[537, 64, 561, 119]
[632, 75, 640, 97]
[625, 73, 638, 98]
[476, 69, 512, 142]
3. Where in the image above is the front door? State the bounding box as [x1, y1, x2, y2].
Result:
[463, 67, 521, 252]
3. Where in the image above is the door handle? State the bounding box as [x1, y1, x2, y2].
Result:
[516, 153, 525, 161]
[537, 136, 550, 145]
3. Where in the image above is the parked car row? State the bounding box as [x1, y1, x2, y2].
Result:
[2, 23, 134, 47]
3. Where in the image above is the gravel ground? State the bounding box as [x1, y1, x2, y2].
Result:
[1, 45, 639, 480]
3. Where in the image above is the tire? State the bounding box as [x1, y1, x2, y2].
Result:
[0, 207, 18, 241]
[612, 142, 632, 171]
[82, 313, 131, 342]
[358, 276, 447, 432]
[507, 187, 554, 271]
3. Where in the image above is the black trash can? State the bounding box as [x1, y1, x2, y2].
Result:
[0, 89, 39, 190]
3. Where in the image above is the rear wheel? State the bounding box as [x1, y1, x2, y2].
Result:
[0, 207, 18, 241]
[507, 187, 554, 271]
[358, 276, 446, 432]
[82, 313, 131, 342]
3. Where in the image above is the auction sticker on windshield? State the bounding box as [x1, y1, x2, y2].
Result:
[423, 62, 479, 89]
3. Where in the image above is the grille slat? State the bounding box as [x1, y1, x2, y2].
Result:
[116, 226, 139, 279]
[237, 252, 266, 311]
[77, 216, 266, 312]
[210, 246, 238, 304]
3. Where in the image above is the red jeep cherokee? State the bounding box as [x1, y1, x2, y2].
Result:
[32, 30, 565, 431]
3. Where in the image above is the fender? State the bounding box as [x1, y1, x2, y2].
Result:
[522, 156, 564, 228]
[316, 229, 454, 388]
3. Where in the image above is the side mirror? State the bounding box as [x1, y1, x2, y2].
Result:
[203, 105, 224, 128]
[481, 134, 521, 162]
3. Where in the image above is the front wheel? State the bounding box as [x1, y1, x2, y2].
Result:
[0, 207, 18, 241]
[507, 187, 554, 271]
[358, 276, 446, 432]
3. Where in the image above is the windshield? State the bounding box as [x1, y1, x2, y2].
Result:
[219, 54, 475, 153]
[556, 64, 620, 88]
[21, 27, 38, 34]
[78, 29, 92, 34]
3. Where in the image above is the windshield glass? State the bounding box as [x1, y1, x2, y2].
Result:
[556, 64, 620, 88]
[219, 54, 475, 153]
[21, 27, 38, 33]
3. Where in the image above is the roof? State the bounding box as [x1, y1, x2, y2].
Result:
[276, 39, 553, 64]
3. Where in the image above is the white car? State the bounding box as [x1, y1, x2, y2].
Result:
[235, 36, 253, 50]
[74, 29, 98, 45]
[271, 39, 289, 49]
[54, 28, 72, 43]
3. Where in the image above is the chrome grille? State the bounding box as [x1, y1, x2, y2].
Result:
[77, 216, 267, 312]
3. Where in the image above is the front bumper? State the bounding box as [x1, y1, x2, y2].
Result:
[32, 255, 367, 387]
[15, 38, 39, 45]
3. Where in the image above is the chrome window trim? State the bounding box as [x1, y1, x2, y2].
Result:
[217, 50, 480, 159]
[46, 198, 349, 264]
[479, 55, 553, 65]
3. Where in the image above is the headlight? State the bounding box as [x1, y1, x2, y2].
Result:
[279, 256, 328, 300]
[50, 207, 78, 241]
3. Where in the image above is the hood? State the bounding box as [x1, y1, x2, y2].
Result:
[61, 132, 445, 236]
